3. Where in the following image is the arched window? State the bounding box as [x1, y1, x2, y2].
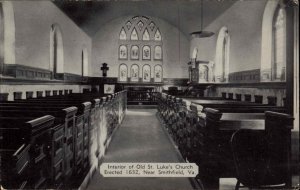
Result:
[142, 64, 151, 82]
[142, 29, 150, 41]
[119, 27, 127, 40]
[131, 45, 139, 60]
[260, 0, 288, 82]
[119, 45, 127, 59]
[130, 28, 139, 40]
[215, 26, 230, 82]
[0, 1, 15, 73]
[82, 48, 88, 76]
[50, 24, 64, 78]
[154, 46, 162, 60]
[118, 16, 163, 82]
[130, 64, 139, 82]
[0, 3, 4, 73]
[154, 29, 162, 41]
[119, 63, 128, 82]
[142, 45, 151, 60]
[154, 64, 162, 82]
[273, 7, 286, 81]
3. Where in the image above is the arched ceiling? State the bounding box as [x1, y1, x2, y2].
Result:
[53, 0, 236, 37]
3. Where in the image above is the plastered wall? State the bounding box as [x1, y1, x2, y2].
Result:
[11, 1, 92, 75]
[190, 0, 267, 73]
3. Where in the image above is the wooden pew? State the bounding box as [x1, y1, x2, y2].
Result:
[23, 90, 127, 169]
[0, 106, 78, 188]
[0, 115, 55, 189]
[0, 100, 92, 180]
[0, 90, 127, 189]
[156, 93, 293, 189]
[184, 98, 286, 113]
[198, 108, 293, 188]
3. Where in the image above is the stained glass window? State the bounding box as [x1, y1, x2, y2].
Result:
[119, 45, 127, 59]
[154, 29, 162, 41]
[142, 46, 151, 60]
[273, 7, 286, 80]
[154, 46, 162, 60]
[143, 29, 150, 41]
[130, 28, 138, 40]
[131, 45, 139, 60]
[119, 27, 127, 40]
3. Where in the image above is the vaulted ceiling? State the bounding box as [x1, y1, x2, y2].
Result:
[53, 0, 236, 37]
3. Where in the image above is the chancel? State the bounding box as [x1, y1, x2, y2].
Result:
[0, 0, 299, 190]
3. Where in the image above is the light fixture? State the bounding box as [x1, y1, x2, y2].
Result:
[190, 0, 214, 38]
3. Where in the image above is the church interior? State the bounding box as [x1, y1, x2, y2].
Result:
[0, 0, 299, 189]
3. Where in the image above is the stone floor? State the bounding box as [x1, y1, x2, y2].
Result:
[86, 108, 300, 190]
[86, 109, 194, 190]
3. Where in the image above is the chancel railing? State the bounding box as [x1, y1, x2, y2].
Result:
[127, 90, 158, 105]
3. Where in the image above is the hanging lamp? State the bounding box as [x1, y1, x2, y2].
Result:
[190, 0, 214, 38]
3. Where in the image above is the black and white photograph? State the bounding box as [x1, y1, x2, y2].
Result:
[0, 0, 299, 190]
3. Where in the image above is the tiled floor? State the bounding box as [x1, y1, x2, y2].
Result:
[86, 109, 194, 190]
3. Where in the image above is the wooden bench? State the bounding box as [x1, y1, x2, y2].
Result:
[157, 93, 293, 189]
[0, 106, 78, 188]
[197, 108, 294, 188]
[0, 115, 56, 189]
[0, 90, 127, 189]
[0, 100, 91, 180]
[184, 98, 286, 113]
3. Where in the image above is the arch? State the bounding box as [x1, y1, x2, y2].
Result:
[130, 45, 139, 60]
[137, 20, 144, 31]
[149, 22, 156, 31]
[142, 45, 151, 60]
[82, 47, 88, 76]
[154, 29, 162, 41]
[130, 64, 139, 82]
[119, 27, 127, 40]
[119, 45, 127, 59]
[126, 21, 132, 30]
[1, 1, 15, 66]
[120, 16, 161, 42]
[142, 28, 150, 41]
[130, 28, 138, 40]
[119, 63, 128, 82]
[260, 0, 280, 81]
[272, 6, 286, 81]
[215, 26, 230, 83]
[154, 45, 162, 60]
[50, 24, 64, 77]
[0, 3, 4, 72]
[142, 64, 151, 82]
[154, 64, 163, 82]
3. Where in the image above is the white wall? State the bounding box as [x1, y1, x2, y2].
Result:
[12, 1, 92, 75]
[190, 0, 267, 73]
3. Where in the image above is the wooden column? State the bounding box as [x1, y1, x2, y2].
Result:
[285, 4, 295, 115]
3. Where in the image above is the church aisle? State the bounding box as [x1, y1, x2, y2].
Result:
[86, 109, 195, 190]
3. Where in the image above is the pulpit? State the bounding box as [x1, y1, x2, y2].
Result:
[187, 59, 214, 97]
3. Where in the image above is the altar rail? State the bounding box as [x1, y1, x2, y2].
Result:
[127, 90, 158, 105]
